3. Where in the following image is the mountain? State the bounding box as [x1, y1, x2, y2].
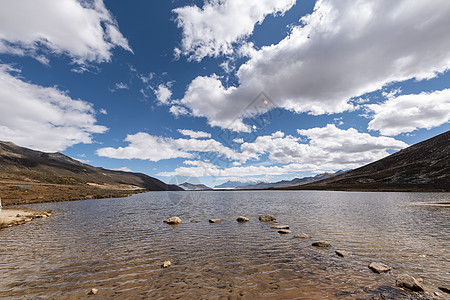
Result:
[0, 141, 182, 206]
[178, 182, 212, 190]
[214, 180, 260, 189]
[282, 130, 450, 192]
[237, 171, 344, 189]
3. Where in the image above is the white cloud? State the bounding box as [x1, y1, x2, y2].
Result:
[177, 0, 450, 131]
[368, 88, 450, 136]
[0, 0, 132, 65]
[233, 138, 244, 144]
[178, 129, 211, 139]
[0, 64, 108, 152]
[170, 105, 189, 117]
[113, 167, 133, 172]
[157, 125, 408, 179]
[114, 82, 129, 90]
[96, 131, 242, 162]
[153, 83, 172, 105]
[173, 0, 296, 61]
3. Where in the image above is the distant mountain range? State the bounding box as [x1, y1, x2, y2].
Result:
[236, 171, 344, 189]
[282, 130, 450, 192]
[0, 141, 182, 205]
[214, 180, 259, 189]
[178, 182, 213, 190]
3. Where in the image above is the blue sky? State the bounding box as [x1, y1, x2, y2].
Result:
[1, 0, 449, 187]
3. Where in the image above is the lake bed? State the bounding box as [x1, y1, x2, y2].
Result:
[1, 191, 449, 299]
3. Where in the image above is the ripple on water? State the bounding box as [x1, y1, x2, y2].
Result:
[0, 191, 449, 299]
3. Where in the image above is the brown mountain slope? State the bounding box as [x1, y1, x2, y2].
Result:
[0, 141, 182, 206]
[281, 130, 450, 192]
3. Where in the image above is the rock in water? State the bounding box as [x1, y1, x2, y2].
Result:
[278, 229, 291, 234]
[88, 288, 99, 295]
[161, 261, 171, 268]
[236, 216, 249, 222]
[395, 274, 424, 292]
[270, 225, 289, 229]
[259, 215, 276, 222]
[209, 219, 222, 223]
[163, 216, 182, 225]
[312, 241, 331, 247]
[368, 262, 391, 273]
[438, 287, 450, 294]
[294, 233, 311, 239]
[335, 250, 349, 257]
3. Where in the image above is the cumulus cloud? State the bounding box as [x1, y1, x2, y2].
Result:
[156, 124, 408, 179]
[96, 131, 242, 162]
[176, 0, 450, 131]
[178, 129, 211, 139]
[153, 83, 172, 105]
[368, 88, 450, 136]
[113, 167, 133, 172]
[0, 0, 132, 65]
[0, 64, 107, 152]
[173, 0, 296, 61]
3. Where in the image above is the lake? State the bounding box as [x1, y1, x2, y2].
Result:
[0, 191, 449, 299]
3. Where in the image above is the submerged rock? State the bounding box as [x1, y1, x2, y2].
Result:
[395, 274, 424, 292]
[312, 241, 331, 247]
[294, 233, 311, 239]
[335, 250, 349, 257]
[161, 261, 171, 268]
[259, 215, 276, 222]
[270, 225, 289, 229]
[236, 216, 249, 222]
[163, 216, 182, 225]
[88, 288, 99, 295]
[278, 229, 291, 234]
[209, 219, 222, 223]
[368, 262, 391, 274]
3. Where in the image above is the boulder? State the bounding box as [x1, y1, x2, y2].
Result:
[88, 288, 99, 295]
[209, 219, 222, 223]
[163, 217, 182, 225]
[270, 225, 289, 229]
[259, 215, 276, 222]
[294, 233, 311, 239]
[395, 274, 424, 292]
[236, 216, 249, 222]
[368, 262, 391, 273]
[312, 241, 331, 247]
[335, 250, 349, 257]
[161, 261, 171, 268]
[278, 229, 291, 234]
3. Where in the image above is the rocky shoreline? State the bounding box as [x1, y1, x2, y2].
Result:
[0, 208, 52, 229]
[156, 214, 449, 299]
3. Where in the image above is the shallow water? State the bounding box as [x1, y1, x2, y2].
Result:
[0, 191, 449, 299]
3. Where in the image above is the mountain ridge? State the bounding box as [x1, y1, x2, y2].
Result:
[280, 130, 450, 192]
[0, 141, 182, 206]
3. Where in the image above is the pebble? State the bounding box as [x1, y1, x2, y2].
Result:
[270, 225, 289, 229]
[163, 216, 182, 225]
[88, 288, 98, 295]
[335, 250, 349, 257]
[312, 241, 331, 247]
[368, 262, 391, 273]
[236, 216, 249, 222]
[258, 215, 276, 222]
[395, 274, 424, 292]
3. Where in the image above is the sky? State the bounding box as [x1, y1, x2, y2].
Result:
[0, 0, 449, 188]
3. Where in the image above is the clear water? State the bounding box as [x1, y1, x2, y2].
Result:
[0, 191, 449, 299]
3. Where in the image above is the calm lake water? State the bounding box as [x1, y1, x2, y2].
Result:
[0, 191, 449, 299]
